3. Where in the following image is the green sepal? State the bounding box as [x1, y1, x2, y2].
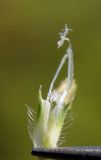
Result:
[37, 85, 43, 121]
[56, 102, 71, 138]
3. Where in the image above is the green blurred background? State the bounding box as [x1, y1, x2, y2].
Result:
[0, 0, 101, 160]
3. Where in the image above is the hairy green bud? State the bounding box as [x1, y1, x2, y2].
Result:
[27, 25, 77, 148]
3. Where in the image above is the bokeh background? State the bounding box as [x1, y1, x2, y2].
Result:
[0, 0, 101, 160]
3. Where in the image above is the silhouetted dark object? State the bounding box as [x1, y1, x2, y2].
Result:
[32, 146, 101, 160]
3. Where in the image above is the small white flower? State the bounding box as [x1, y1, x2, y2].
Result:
[27, 25, 77, 148]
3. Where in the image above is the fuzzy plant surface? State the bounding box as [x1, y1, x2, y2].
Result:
[27, 25, 77, 148]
